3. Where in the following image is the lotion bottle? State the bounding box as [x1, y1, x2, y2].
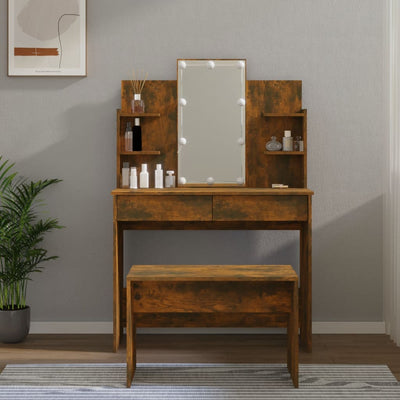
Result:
[130, 167, 138, 189]
[155, 164, 163, 188]
[282, 130, 293, 151]
[139, 164, 149, 188]
[121, 162, 130, 188]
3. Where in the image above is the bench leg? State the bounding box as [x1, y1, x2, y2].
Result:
[287, 282, 299, 387]
[126, 280, 136, 388]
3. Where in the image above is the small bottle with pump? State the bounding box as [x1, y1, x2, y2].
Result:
[155, 164, 163, 188]
[130, 167, 138, 189]
[121, 162, 130, 188]
[132, 118, 142, 151]
[124, 122, 133, 152]
[139, 164, 149, 188]
[282, 130, 293, 151]
[165, 171, 176, 188]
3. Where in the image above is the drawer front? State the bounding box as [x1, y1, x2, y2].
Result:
[213, 195, 308, 221]
[131, 281, 293, 314]
[117, 195, 212, 221]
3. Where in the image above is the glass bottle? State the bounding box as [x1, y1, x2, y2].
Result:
[121, 162, 130, 188]
[132, 118, 142, 151]
[131, 94, 145, 113]
[282, 130, 293, 152]
[124, 122, 133, 152]
[265, 136, 282, 151]
[165, 171, 176, 188]
[294, 136, 304, 152]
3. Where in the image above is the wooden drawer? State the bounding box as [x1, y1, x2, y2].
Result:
[117, 195, 212, 221]
[213, 195, 308, 221]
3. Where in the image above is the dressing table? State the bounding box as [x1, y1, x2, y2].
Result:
[112, 62, 313, 352]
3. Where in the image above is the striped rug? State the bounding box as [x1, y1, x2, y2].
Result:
[0, 363, 399, 399]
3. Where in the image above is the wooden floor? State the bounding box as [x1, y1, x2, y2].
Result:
[1, 334, 400, 380]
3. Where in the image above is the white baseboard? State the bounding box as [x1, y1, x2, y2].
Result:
[30, 321, 386, 335]
[29, 322, 112, 334]
[312, 322, 386, 334]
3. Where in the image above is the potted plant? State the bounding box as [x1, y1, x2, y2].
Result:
[0, 156, 62, 343]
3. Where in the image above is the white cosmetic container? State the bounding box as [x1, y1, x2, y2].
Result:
[139, 164, 149, 188]
[155, 164, 163, 189]
[130, 167, 138, 189]
[282, 130, 293, 152]
[121, 162, 130, 188]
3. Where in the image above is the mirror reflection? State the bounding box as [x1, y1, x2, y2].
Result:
[177, 59, 246, 185]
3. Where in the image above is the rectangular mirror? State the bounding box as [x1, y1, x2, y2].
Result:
[177, 59, 246, 186]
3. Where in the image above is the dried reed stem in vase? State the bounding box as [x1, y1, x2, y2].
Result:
[131, 69, 148, 95]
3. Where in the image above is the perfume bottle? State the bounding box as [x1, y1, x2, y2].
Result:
[132, 118, 142, 151]
[294, 136, 304, 151]
[165, 171, 176, 188]
[266, 136, 282, 151]
[124, 122, 133, 152]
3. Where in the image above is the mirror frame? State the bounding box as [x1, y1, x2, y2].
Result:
[177, 58, 246, 187]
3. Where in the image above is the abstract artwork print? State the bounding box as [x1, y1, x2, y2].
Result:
[8, 0, 86, 76]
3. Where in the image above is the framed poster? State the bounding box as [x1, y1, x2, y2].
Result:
[8, 0, 86, 76]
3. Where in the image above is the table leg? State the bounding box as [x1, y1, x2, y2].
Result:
[300, 219, 312, 352]
[113, 221, 124, 352]
[288, 281, 299, 387]
[287, 320, 292, 373]
[126, 280, 136, 388]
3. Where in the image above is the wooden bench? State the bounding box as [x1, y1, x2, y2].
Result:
[126, 264, 299, 388]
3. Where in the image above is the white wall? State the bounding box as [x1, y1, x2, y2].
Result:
[0, 0, 386, 326]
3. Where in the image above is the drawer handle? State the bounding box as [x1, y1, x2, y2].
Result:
[134, 293, 141, 301]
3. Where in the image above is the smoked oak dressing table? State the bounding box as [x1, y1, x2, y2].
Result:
[112, 78, 313, 352]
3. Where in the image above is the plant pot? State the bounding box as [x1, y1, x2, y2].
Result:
[0, 306, 30, 343]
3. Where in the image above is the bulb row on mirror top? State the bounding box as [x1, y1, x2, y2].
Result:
[178, 60, 245, 70]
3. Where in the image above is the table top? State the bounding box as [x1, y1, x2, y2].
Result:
[127, 265, 298, 282]
[112, 188, 314, 196]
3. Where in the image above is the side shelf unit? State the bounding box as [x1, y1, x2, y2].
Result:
[246, 81, 307, 188]
[117, 80, 178, 188]
[116, 110, 161, 188]
[261, 110, 307, 188]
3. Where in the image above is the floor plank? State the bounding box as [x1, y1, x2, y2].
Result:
[1, 334, 399, 380]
